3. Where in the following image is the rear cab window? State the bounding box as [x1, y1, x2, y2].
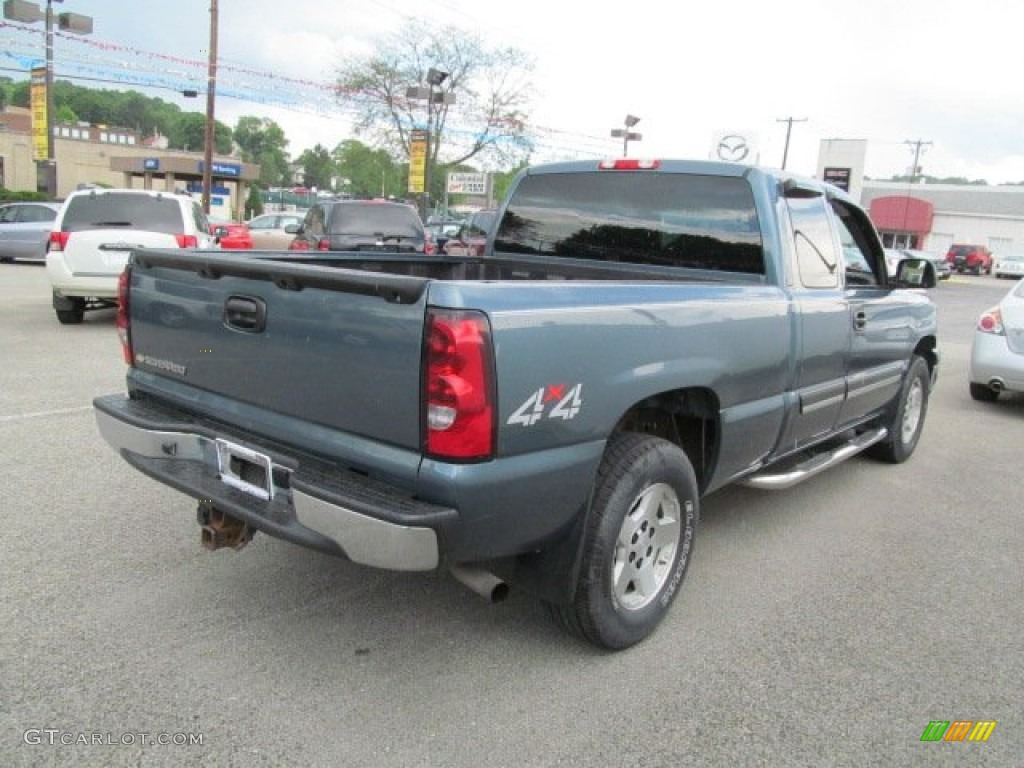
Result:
[327, 204, 423, 237]
[60, 193, 185, 234]
[493, 172, 764, 274]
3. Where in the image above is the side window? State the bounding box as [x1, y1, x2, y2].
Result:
[787, 195, 839, 289]
[831, 199, 883, 286]
[0, 206, 18, 223]
[19, 205, 53, 223]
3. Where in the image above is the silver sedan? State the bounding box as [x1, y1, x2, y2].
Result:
[969, 277, 1024, 401]
[0, 201, 62, 262]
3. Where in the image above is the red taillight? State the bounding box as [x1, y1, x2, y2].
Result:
[424, 309, 495, 460]
[288, 238, 310, 251]
[598, 158, 661, 170]
[117, 268, 133, 365]
[977, 308, 1004, 335]
[176, 234, 198, 248]
[317, 237, 330, 251]
[49, 231, 69, 252]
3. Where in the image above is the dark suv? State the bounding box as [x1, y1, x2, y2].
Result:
[288, 200, 432, 253]
[946, 244, 993, 275]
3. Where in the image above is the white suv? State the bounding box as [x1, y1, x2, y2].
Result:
[46, 188, 215, 324]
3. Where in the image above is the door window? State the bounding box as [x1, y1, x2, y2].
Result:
[787, 195, 839, 289]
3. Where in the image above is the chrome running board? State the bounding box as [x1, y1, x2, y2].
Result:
[743, 427, 889, 490]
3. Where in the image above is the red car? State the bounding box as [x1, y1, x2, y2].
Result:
[210, 219, 253, 250]
[946, 244, 993, 275]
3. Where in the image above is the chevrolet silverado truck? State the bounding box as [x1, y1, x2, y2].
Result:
[93, 158, 938, 650]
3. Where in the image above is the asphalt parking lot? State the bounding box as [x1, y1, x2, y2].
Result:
[1, 264, 1021, 767]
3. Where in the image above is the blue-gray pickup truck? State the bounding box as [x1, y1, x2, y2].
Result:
[94, 158, 939, 649]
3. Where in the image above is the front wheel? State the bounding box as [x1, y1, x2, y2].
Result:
[866, 355, 930, 463]
[547, 433, 699, 650]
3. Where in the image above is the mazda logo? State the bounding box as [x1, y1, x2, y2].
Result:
[716, 134, 749, 162]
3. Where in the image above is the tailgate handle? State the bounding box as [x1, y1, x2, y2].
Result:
[224, 295, 266, 332]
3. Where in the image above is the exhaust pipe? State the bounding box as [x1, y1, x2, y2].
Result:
[450, 565, 509, 603]
[988, 378, 1005, 393]
[197, 503, 255, 551]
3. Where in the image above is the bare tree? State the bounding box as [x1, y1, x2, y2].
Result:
[336, 20, 534, 176]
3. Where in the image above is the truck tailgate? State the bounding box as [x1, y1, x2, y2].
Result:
[127, 251, 431, 450]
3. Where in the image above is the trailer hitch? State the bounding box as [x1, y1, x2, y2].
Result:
[197, 502, 255, 551]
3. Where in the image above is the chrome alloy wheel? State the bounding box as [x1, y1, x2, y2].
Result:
[611, 482, 681, 611]
[901, 376, 925, 444]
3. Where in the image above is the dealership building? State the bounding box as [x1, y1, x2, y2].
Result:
[0, 106, 259, 219]
[817, 138, 1024, 257]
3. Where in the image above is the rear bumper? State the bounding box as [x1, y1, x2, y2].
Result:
[93, 393, 454, 570]
[970, 333, 1024, 393]
[46, 252, 120, 298]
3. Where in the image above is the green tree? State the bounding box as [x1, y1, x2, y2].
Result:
[234, 116, 291, 186]
[169, 112, 232, 154]
[296, 143, 336, 190]
[335, 20, 534, 205]
[55, 104, 78, 125]
[332, 139, 401, 198]
[245, 185, 264, 219]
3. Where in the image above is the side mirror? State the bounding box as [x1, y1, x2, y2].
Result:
[895, 258, 937, 289]
[284, 223, 300, 234]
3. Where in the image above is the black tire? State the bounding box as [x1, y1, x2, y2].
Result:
[547, 433, 698, 650]
[969, 382, 999, 402]
[55, 298, 85, 325]
[866, 355, 930, 463]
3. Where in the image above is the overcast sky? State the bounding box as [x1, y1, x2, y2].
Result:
[3, 0, 1022, 183]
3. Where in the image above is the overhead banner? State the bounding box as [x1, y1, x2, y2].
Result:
[30, 66, 48, 162]
[408, 130, 427, 194]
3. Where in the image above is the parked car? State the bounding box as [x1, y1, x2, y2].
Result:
[0, 201, 62, 262]
[946, 244, 993, 275]
[288, 200, 432, 254]
[993, 253, 1024, 280]
[443, 209, 497, 257]
[425, 220, 462, 253]
[246, 212, 305, 250]
[969, 278, 1024, 401]
[900, 248, 951, 280]
[209, 218, 253, 250]
[46, 188, 215, 324]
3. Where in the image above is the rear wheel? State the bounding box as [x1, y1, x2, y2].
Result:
[55, 298, 85, 325]
[969, 382, 999, 402]
[867, 355, 930, 463]
[547, 433, 698, 650]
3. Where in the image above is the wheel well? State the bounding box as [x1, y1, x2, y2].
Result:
[914, 336, 938, 379]
[611, 388, 719, 491]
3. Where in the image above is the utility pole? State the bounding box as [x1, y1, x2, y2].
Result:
[905, 139, 932, 183]
[201, 0, 219, 215]
[776, 116, 807, 169]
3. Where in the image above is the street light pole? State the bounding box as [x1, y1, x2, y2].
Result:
[43, 0, 57, 196]
[406, 68, 454, 221]
[610, 114, 642, 157]
[4, 0, 91, 197]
